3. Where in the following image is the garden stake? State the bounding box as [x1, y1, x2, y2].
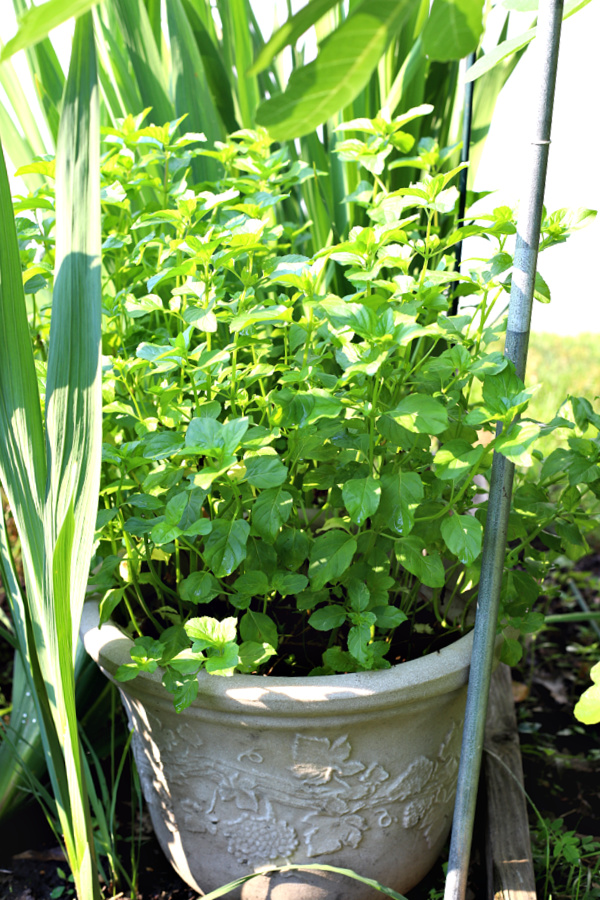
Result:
[451, 50, 476, 317]
[444, 1, 565, 897]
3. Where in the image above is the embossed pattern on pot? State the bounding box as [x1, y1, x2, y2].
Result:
[81, 602, 476, 899]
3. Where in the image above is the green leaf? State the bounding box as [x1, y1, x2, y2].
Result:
[500, 637, 522, 666]
[165, 673, 200, 712]
[233, 571, 270, 596]
[181, 0, 239, 134]
[465, 0, 593, 83]
[186, 416, 249, 456]
[308, 605, 348, 631]
[422, 0, 485, 60]
[244, 455, 288, 489]
[249, 0, 341, 74]
[238, 641, 277, 671]
[275, 528, 311, 571]
[348, 621, 373, 665]
[309, 532, 357, 590]
[150, 519, 181, 545]
[167, 0, 224, 176]
[127, 493, 164, 511]
[482, 366, 531, 416]
[98, 588, 125, 627]
[110, 0, 174, 125]
[142, 432, 185, 459]
[285, 389, 343, 427]
[256, 0, 418, 140]
[271, 571, 309, 597]
[222, 419, 250, 454]
[495, 421, 541, 466]
[435, 441, 485, 482]
[185, 616, 237, 647]
[216, 0, 260, 128]
[348, 581, 370, 612]
[239, 611, 278, 649]
[342, 475, 381, 525]
[440, 514, 483, 565]
[378, 471, 423, 535]
[45, 11, 103, 650]
[574, 662, 600, 725]
[389, 395, 448, 435]
[184, 306, 218, 332]
[179, 572, 220, 605]
[2, 0, 97, 60]
[205, 642, 240, 675]
[230, 304, 292, 332]
[533, 271, 551, 303]
[203, 519, 250, 578]
[395, 537, 445, 588]
[164, 492, 188, 526]
[251, 487, 293, 542]
[373, 605, 408, 629]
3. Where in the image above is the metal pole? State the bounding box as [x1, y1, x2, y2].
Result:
[444, 2, 565, 898]
[451, 51, 476, 317]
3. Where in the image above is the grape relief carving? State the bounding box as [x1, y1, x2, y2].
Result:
[290, 724, 460, 855]
[133, 713, 461, 865]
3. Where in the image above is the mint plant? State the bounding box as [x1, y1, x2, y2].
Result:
[15, 109, 599, 712]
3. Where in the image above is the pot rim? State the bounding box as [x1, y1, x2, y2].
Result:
[81, 600, 475, 716]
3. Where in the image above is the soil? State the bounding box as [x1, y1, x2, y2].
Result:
[1, 553, 599, 900]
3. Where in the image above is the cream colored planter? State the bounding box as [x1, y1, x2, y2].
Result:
[81, 602, 475, 900]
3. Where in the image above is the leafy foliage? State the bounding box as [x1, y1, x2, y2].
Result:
[14, 110, 600, 710]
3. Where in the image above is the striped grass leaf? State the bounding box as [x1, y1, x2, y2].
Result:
[0, 99, 45, 191]
[0, 512, 46, 823]
[166, 0, 223, 179]
[0, 647, 46, 822]
[11, 0, 65, 144]
[465, 0, 593, 82]
[110, 0, 174, 127]
[200, 863, 410, 900]
[0, 11, 102, 898]
[0, 43, 49, 159]
[249, 0, 342, 76]
[1, 0, 97, 61]
[181, 0, 240, 135]
[92, 4, 143, 125]
[216, 0, 261, 128]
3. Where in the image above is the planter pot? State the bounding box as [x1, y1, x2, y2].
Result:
[81, 601, 476, 900]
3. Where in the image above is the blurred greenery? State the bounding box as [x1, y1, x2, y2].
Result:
[527, 332, 600, 424]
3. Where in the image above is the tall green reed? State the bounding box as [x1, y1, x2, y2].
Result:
[0, 11, 102, 899]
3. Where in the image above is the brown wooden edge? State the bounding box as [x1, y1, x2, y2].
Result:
[483, 663, 537, 899]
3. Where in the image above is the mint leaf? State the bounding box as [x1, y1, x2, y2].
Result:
[389, 395, 448, 435]
[342, 475, 381, 524]
[179, 572, 220, 605]
[441, 514, 483, 565]
[308, 605, 347, 631]
[252, 487, 293, 541]
[244, 454, 288, 489]
[395, 536, 445, 588]
[239, 611, 279, 649]
[203, 519, 250, 577]
[309, 532, 357, 590]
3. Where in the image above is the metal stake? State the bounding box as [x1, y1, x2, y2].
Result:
[451, 50, 476, 317]
[444, 2, 565, 897]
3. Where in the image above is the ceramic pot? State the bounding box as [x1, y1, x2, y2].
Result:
[81, 601, 474, 900]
